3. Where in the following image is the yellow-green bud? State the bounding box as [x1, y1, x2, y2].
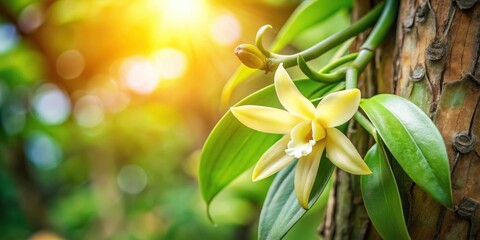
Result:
[234, 44, 266, 69]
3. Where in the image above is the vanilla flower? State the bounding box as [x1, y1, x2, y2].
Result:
[231, 64, 371, 208]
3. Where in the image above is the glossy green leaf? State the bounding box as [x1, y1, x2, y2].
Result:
[200, 80, 345, 211]
[259, 149, 335, 239]
[361, 144, 410, 240]
[360, 94, 453, 208]
[220, 0, 352, 106]
[220, 66, 258, 108]
[271, 0, 352, 52]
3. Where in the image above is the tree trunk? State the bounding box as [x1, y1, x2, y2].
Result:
[322, 1, 480, 239]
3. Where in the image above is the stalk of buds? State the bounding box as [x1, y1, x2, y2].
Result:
[234, 44, 267, 69]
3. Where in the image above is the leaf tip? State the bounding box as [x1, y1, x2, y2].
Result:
[205, 202, 217, 226]
[441, 190, 454, 210]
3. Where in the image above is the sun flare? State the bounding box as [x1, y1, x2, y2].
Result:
[157, 0, 208, 27]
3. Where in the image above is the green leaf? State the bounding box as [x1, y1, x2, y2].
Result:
[220, 66, 258, 108]
[259, 155, 334, 240]
[361, 144, 410, 240]
[360, 94, 453, 208]
[200, 80, 344, 212]
[270, 0, 353, 52]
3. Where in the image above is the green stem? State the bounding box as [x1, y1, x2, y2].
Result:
[345, 67, 358, 89]
[360, 0, 398, 51]
[298, 52, 359, 83]
[354, 112, 377, 141]
[273, 2, 385, 68]
[320, 53, 358, 73]
[297, 56, 346, 83]
[329, 37, 355, 63]
[350, 0, 399, 72]
[346, 0, 398, 88]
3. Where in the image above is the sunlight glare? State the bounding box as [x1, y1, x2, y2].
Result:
[153, 48, 187, 80]
[211, 13, 241, 45]
[121, 56, 160, 94]
[161, 0, 207, 25]
[33, 83, 71, 125]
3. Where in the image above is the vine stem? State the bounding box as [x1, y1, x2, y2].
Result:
[321, 53, 358, 73]
[346, 67, 359, 89]
[270, 2, 386, 68]
[346, 0, 399, 88]
[354, 112, 378, 142]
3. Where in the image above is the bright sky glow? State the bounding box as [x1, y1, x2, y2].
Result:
[153, 48, 187, 80]
[121, 56, 160, 94]
[211, 13, 241, 45]
[160, 0, 207, 26]
[33, 83, 71, 125]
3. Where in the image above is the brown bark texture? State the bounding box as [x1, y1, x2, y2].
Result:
[323, 0, 480, 239]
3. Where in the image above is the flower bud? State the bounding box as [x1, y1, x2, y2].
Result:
[234, 44, 266, 69]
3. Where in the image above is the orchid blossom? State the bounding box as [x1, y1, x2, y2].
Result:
[231, 64, 371, 208]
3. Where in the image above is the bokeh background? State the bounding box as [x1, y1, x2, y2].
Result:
[0, 0, 350, 239]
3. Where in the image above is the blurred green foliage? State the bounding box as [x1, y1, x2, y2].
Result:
[0, 0, 350, 239]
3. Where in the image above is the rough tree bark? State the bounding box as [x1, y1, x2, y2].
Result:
[322, 0, 480, 239]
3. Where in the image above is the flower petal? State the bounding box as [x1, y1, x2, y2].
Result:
[325, 128, 371, 175]
[294, 141, 325, 209]
[312, 120, 326, 141]
[316, 89, 361, 127]
[275, 64, 316, 119]
[289, 121, 312, 145]
[253, 136, 295, 181]
[231, 105, 303, 134]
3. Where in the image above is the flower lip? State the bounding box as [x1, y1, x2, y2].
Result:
[286, 139, 316, 158]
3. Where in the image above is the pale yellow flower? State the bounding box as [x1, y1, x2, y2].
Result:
[231, 64, 371, 208]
